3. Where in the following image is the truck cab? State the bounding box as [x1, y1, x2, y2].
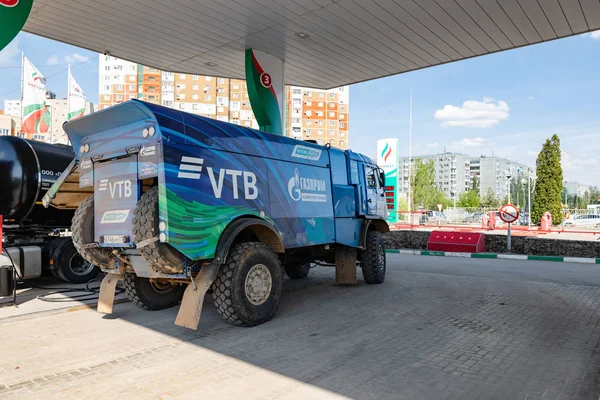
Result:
[44, 100, 389, 329]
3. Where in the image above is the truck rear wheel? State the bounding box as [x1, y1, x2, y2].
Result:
[72, 195, 113, 269]
[123, 273, 184, 310]
[284, 263, 311, 280]
[360, 231, 386, 284]
[133, 186, 185, 274]
[212, 242, 283, 326]
[56, 242, 100, 284]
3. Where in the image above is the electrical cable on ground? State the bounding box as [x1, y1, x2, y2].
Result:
[33, 275, 124, 303]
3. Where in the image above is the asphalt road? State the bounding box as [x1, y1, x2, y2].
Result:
[2, 255, 600, 400]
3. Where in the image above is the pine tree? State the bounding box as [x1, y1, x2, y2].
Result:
[531, 134, 563, 225]
[480, 187, 501, 209]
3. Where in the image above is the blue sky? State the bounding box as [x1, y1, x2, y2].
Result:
[1, 31, 599, 186]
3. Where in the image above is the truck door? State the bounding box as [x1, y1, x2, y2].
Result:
[365, 165, 380, 215]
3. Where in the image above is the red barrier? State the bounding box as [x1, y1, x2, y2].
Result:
[0, 215, 2, 253]
[427, 231, 485, 253]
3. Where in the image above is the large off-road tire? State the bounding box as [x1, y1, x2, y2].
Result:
[133, 186, 184, 274]
[55, 242, 100, 284]
[123, 273, 184, 310]
[360, 231, 386, 284]
[284, 263, 311, 280]
[72, 195, 113, 268]
[212, 242, 283, 326]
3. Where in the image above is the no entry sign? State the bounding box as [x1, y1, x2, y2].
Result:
[499, 204, 519, 224]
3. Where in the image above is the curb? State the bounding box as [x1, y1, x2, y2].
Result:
[385, 249, 600, 264]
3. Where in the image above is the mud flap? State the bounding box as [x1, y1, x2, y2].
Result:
[98, 273, 123, 314]
[335, 246, 357, 285]
[174, 263, 221, 330]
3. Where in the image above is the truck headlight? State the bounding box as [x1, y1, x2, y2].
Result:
[143, 128, 149, 138]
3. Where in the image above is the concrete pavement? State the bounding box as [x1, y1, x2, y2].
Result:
[2, 255, 600, 399]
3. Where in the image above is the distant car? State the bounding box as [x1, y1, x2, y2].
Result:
[420, 210, 447, 225]
[464, 212, 485, 223]
[517, 212, 530, 226]
[561, 214, 600, 228]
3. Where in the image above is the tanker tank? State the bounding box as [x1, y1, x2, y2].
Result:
[0, 136, 75, 227]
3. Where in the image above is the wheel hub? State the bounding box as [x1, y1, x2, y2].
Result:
[69, 254, 95, 276]
[244, 264, 272, 305]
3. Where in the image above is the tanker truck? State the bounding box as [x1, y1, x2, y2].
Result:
[43, 100, 389, 329]
[0, 136, 100, 293]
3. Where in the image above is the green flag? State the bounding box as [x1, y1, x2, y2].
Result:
[0, 0, 33, 52]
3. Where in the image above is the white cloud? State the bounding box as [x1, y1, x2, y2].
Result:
[589, 31, 600, 40]
[0, 38, 20, 66]
[63, 53, 90, 63]
[46, 54, 60, 65]
[434, 98, 509, 128]
[452, 137, 488, 147]
[426, 142, 439, 149]
[526, 151, 538, 158]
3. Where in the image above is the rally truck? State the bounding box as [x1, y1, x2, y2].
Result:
[0, 137, 99, 296]
[43, 100, 389, 329]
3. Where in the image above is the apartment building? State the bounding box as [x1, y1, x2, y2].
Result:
[397, 152, 533, 202]
[286, 86, 349, 149]
[471, 156, 533, 200]
[99, 56, 349, 145]
[398, 152, 471, 200]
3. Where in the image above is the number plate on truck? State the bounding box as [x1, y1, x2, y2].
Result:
[102, 235, 129, 244]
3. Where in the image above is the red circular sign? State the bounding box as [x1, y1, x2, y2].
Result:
[260, 72, 272, 88]
[0, 0, 19, 6]
[499, 204, 519, 224]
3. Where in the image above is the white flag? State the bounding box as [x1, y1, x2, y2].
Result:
[68, 66, 86, 120]
[21, 56, 49, 134]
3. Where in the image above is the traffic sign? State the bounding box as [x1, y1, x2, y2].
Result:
[499, 204, 519, 224]
[436, 204, 442, 212]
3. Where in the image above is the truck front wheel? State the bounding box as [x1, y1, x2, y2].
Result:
[212, 242, 283, 326]
[123, 273, 184, 310]
[360, 231, 386, 284]
[284, 263, 311, 280]
[56, 242, 100, 284]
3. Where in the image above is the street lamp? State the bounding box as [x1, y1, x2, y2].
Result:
[506, 173, 512, 204]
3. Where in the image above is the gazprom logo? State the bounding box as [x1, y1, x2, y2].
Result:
[381, 142, 392, 163]
[291, 145, 322, 161]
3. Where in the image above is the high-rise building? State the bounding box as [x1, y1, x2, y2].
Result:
[397, 152, 534, 202]
[286, 86, 349, 149]
[99, 56, 350, 146]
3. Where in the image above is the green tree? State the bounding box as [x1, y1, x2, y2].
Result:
[472, 175, 480, 192]
[410, 158, 450, 210]
[458, 189, 480, 209]
[480, 187, 501, 209]
[531, 134, 563, 225]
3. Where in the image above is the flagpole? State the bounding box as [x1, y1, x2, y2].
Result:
[407, 90, 413, 225]
[67, 64, 71, 123]
[20, 53, 24, 137]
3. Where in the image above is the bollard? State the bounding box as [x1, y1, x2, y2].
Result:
[540, 212, 552, 231]
[487, 211, 496, 230]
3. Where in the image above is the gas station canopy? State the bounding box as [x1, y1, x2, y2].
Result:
[25, 0, 600, 89]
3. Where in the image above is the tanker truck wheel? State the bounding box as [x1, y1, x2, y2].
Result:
[284, 263, 311, 280]
[133, 186, 185, 274]
[123, 273, 184, 310]
[56, 242, 100, 284]
[212, 242, 283, 326]
[360, 231, 386, 284]
[72, 195, 114, 269]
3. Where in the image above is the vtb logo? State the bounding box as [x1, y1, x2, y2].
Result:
[98, 179, 132, 199]
[177, 156, 258, 200]
[0, 0, 19, 7]
[381, 143, 392, 163]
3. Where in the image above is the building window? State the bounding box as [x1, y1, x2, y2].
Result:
[329, 112, 335, 117]
[330, 140, 335, 145]
[233, 93, 239, 99]
[206, 94, 212, 100]
[103, 95, 110, 100]
[104, 75, 110, 81]
[192, 75, 199, 80]
[305, 91, 312, 96]
[293, 99, 301, 106]
[318, 102, 324, 107]
[178, 93, 186, 99]
[193, 84, 199, 90]
[329, 130, 335, 135]
[104, 85, 110, 91]
[318, 130, 323, 135]
[192, 94, 199, 100]
[329, 102, 335, 107]
[306, 119, 312, 126]
[292, 89, 301, 95]
[305, 101, 312, 106]
[129, 85, 135, 91]
[177, 83, 186, 89]
[179, 73, 186, 79]
[306, 129, 312, 135]
[244, 121, 250, 126]
[340, 122, 345, 128]
[340, 140, 345, 147]
[329, 93, 335, 98]
[116, 95, 123, 101]
[339, 113, 345, 119]
[318, 92, 324, 98]
[317, 139, 323, 145]
[104, 66, 110, 71]
[233, 83, 239, 89]
[340, 131, 345, 137]
[292, 118, 301, 124]
[330, 121, 335, 126]
[205, 76, 212, 81]
[218, 78, 225, 84]
[340, 105, 345, 111]
[193, 104, 199, 110]
[128, 76, 135, 81]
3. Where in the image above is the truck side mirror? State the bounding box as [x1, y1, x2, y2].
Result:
[379, 170, 385, 188]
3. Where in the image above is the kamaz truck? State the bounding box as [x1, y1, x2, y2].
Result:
[44, 100, 389, 329]
[0, 137, 100, 295]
